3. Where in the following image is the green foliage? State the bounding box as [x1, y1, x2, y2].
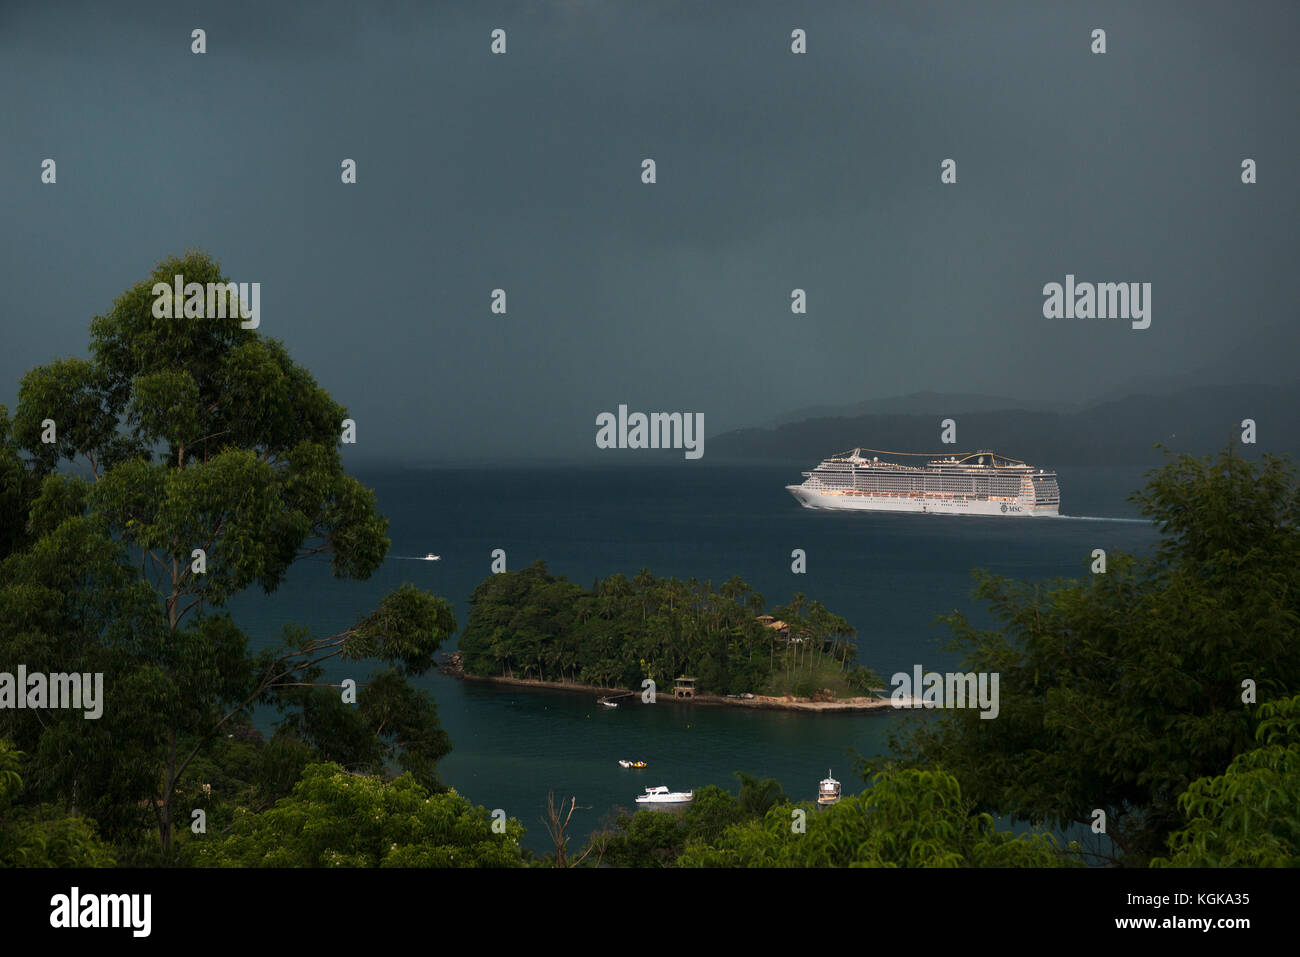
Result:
[0, 407, 41, 559]
[273, 665, 453, 793]
[0, 251, 457, 859]
[591, 806, 689, 868]
[897, 446, 1300, 865]
[677, 765, 1079, 868]
[187, 762, 526, 868]
[679, 785, 747, 844]
[734, 771, 788, 818]
[1154, 695, 1300, 867]
[588, 773, 791, 866]
[0, 739, 115, 867]
[459, 561, 862, 696]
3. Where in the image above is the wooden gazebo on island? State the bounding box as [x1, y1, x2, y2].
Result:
[673, 676, 697, 699]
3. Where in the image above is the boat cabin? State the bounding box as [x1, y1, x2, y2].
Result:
[818, 770, 841, 805]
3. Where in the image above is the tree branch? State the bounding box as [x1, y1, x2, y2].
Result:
[165, 628, 361, 801]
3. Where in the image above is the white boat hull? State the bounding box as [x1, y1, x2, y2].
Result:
[786, 486, 1058, 517]
[636, 787, 693, 805]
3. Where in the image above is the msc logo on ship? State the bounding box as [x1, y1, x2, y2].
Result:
[1000, 503, 1022, 513]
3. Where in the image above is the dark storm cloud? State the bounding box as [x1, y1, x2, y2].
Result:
[2, 1, 1296, 462]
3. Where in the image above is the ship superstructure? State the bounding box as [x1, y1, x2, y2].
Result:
[786, 449, 1060, 516]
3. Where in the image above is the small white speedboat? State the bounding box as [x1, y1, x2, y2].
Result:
[635, 786, 692, 805]
[598, 698, 618, 708]
[423, 553, 440, 561]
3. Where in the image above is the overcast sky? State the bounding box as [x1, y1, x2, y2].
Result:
[2, 1, 1296, 462]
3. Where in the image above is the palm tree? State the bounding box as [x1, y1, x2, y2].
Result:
[633, 567, 654, 620]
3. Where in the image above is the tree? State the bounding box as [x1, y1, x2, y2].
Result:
[459, 562, 861, 698]
[0, 408, 40, 559]
[734, 771, 788, 818]
[897, 446, 1300, 865]
[1, 251, 457, 860]
[587, 806, 686, 868]
[1154, 695, 1300, 867]
[186, 762, 526, 867]
[677, 765, 1079, 868]
[542, 793, 596, 867]
[0, 739, 115, 867]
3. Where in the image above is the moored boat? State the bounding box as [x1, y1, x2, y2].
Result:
[818, 770, 841, 806]
[635, 785, 692, 805]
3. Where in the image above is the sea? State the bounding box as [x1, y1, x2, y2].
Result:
[228, 460, 1160, 854]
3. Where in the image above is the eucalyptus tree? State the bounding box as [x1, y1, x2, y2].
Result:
[3, 251, 456, 859]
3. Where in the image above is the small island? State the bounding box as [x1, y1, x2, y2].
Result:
[452, 561, 888, 711]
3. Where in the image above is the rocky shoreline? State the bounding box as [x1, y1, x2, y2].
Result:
[438, 653, 900, 714]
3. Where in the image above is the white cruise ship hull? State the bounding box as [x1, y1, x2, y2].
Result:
[787, 486, 1059, 516]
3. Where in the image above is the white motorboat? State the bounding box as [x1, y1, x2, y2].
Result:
[423, 553, 440, 561]
[817, 770, 841, 806]
[635, 785, 692, 805]
[618, 760, 647, 768]
[599, 698, 618, 708]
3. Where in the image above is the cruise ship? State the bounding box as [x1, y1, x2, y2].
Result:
[786, 449, 1060, 516]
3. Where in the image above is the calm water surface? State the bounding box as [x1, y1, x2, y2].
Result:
[230, 461, 1159, 851]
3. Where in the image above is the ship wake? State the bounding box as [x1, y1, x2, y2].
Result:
[1050, 515, 1151, 524]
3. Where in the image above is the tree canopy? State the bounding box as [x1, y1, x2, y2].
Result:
[187, 762, 527, 868]
[0, 738, 115, 867]
[459, 561, 870, 697]
[1154, 694, 1300, 867]
[592, 764, 1078, 868]
[0, 251, 456, 861]
[897, 446, 1300, 865]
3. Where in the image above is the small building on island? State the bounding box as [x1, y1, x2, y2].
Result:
[757, 615, 805, 642]
[673, 676, 697, 699]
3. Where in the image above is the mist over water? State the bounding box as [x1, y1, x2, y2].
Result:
[230, 462, 1159, 851]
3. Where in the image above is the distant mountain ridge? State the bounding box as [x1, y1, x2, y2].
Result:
[710, 383, 1300, 466]
[761, 391, 1078, 428]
